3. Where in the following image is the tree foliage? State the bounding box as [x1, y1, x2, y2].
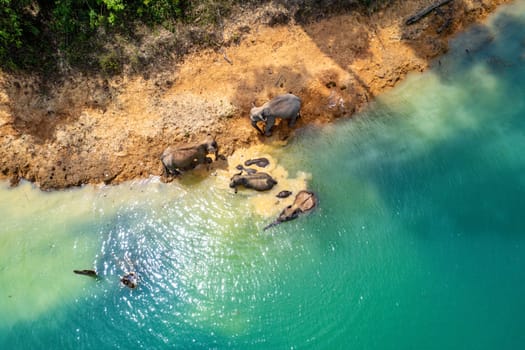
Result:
[0, 0, 386, 72]
[0, 0, 38, 68]
[0, 0, 186, 70]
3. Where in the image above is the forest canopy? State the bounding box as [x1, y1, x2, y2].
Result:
[0, 0, 381, 73]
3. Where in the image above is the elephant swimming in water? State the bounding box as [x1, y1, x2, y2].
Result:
[250, 94, 302, 136]
[264, 190, 317, 230]
[121, 272, 138, 289]
[161, 139, 219, 176]
[229, 171, 278, 193]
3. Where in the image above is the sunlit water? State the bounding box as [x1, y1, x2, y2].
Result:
[2, 2, 525, 349]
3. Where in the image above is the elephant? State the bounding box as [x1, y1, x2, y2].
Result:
[229, 171, 278, 193]
[276, 190, 292, 198]
[244, 157, 270, 168]
[250, 93, 302, 136]
[73, 269, 97, 277]
[264, 190, 317, 230]
[235, 164, 257, 175]
[161, 139, 218, 176]
[121, 272, 138, 289]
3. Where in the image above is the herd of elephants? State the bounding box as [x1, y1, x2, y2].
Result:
[74, 93, 317, 288]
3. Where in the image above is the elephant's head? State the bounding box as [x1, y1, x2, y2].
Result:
[229, 174, 241, 187]
[206, 140, 219, 159]
[250, 106, 269, 135]
[229, 173, 245, 193]
[277, 205, 301, 222]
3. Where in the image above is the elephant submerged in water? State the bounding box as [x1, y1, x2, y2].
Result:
[244, 157, 269, 168]
[161, 139, 219, 176]
[229, 171, 278, 193]
[264, 190, 317, 230]
[250, 93, 302, 136]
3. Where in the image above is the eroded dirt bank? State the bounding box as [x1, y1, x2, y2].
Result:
[0, 0, 512, 190]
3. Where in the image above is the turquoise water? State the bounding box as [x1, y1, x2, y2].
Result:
[2, 2, 525, 348]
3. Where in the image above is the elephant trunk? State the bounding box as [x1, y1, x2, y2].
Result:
[251, 119, 265, 135]
[263, 220, 281, 231]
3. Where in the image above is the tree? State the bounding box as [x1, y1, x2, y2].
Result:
[0, 0, 37, 68]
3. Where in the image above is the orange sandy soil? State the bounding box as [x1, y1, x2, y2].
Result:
[0, 0, 511, 190]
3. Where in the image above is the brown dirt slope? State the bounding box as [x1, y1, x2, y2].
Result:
[0, 0, 511, 190]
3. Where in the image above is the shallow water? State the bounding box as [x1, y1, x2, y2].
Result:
[2, 2, 525, 348]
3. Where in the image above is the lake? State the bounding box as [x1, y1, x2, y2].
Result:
[1, 1, 525, 349]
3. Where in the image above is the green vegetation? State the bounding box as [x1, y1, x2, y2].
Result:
[0, 0, 387, 74]
[0, 0, 39, 69]
[1, 0, 187, 72]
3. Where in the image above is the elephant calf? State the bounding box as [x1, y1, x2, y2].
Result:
[161, 139, 218, 176]
[250, 93, 302, 136]
[229, 172, 278, 193]
[264, 190, 317, 230]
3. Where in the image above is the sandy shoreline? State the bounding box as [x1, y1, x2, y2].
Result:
[0, 0, 512, 190]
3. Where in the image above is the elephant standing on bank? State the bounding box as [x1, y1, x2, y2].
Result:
[250, 93, 302, 136]
[161, 139, 219, 176]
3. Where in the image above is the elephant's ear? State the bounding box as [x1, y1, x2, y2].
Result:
[261, 108, 270, 121]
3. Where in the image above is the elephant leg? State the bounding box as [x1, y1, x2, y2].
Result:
[264, 117, 276, 136]
[251, 120, 265, 135]
[167, 166, 181, 176]
[204, 156, 214, 171]
[163, 164, 169, 176]
[288, 113, 300, 127]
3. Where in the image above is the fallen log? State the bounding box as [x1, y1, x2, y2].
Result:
[405, 0, 453, 25]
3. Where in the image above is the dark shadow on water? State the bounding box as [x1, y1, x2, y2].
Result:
[282, 57, 525, 238]
[431, 8, 525, 83]
[368, 130, 525, 237]
[380, 8, 525, 238]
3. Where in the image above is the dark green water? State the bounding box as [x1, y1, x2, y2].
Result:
[2, 2, 525, 348]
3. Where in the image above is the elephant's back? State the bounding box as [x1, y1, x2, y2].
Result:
[161, 146, 198, 164]
[293, 190, 316, 211]
[269, 94, 301, 116]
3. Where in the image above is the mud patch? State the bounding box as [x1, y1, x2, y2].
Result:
[214, 144, 311, 218]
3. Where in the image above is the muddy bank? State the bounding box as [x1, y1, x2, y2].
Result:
[0, 0, 512, 190]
